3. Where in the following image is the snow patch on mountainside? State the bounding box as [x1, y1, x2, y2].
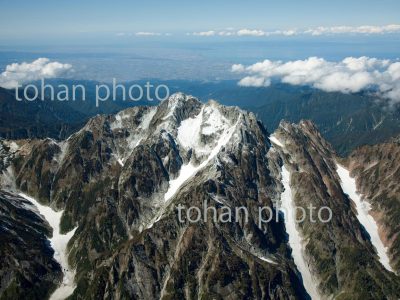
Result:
[139, 107, 157, 130]
[257, 255, 277, 265]
[280, 166, 320, 300]
[336, 164, 394, 273]
[110, 111, 131, 130]
[7, 141, 20, 152]
[19, 193, 78, 300]
[177, 102, 232, 157]
[162, 93, 191, 120]
[201, 102, 229, 136]
[269, 135, 284, 148]
[112, 153, 124, 167]
[177, 107, 204, 150]
[166, 116, 240, 203]
[112, 107, 156, 165]
[55, 141, 69, 165]
[164, 163, 198, 202]
[1, 166, 16, 191]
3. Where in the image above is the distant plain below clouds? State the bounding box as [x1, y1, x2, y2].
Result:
[188, 24, 400, 37]
[232, 57, 400, 104]
[0, 58, 72, 89]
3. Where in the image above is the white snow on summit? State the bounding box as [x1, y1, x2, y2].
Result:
[162, 92, 192, 120]
[177, 106, 204, 150]
[201, 102, 230, 136]
[166, 114, 240, 203]
[177, 101, 231, 156]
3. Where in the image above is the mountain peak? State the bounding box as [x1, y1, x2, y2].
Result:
[2, 94, 400, 299]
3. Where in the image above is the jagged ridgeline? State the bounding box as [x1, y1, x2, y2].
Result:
[0, 93, 399, 299]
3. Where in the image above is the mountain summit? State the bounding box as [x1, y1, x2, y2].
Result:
[1, 93, 399, 299]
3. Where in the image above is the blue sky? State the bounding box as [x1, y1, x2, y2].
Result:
[0, 0, 399, 82]
[1, 0, 399, 40]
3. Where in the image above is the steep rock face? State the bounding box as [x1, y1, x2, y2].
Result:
[347, 139, 400, 273]
[271, 120, 400, 299]
[67, 95, 306, 299]
[3, 94, 308, 299]
[0, 190, 62, 299]
[79, 100, 307, 299]
[2, 93, 400, 299]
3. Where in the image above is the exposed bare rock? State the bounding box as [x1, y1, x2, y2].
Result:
[271, 120, 400, 299]
[347, 139, 400, 273]
[1, 94, 400, 299]
[0, 190, 62, 299]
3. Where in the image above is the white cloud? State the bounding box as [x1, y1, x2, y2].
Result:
[135, 32, 162, 36]
[232, 57, 400, 104]
[231, 64, 245, 73]
[239, 76, 271, 87]
[191, 31, 216, 36]
[218, 31, 235, 36]
[276, 29, 298, 36]
[237, 29, 267, 36]
[186, 24, 400, 38]
[187, 28, 299, 37]
[305, 24, 400, 36]
[116, 32, 134, 37]
[0, 58, 72, 89]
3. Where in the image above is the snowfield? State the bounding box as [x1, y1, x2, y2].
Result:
[166, 114, 240, 203]
[269, 135, 284, 148]
[336, 164, 394, 273]
[19, 193, 77, 300]
[280, 166, 320, 300]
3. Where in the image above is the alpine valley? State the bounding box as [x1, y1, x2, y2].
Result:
[1, 93, 399, 300]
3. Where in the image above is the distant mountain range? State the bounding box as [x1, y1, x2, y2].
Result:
[0, 87, 84, 140]
[1, 80, 400, 156]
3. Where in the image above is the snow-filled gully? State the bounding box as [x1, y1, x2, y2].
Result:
[270, 134, 319, 299]
[336, 164, 394, 273]
[19, 193, 77, 300]
[279, 166, 320, 300]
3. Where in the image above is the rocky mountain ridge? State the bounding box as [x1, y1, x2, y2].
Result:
[0, 93, 399, 299]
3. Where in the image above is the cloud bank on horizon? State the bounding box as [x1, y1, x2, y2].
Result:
[232, 57, 400, 104]
[0, 58, 72, 89]
[188, 24, 400, 37]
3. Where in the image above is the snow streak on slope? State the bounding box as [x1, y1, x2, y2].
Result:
[269, 135, 284, 148]
[1, 166, 16, 191]
[177, 102, 233, 156]
[165, 115, 240, 203]
[336, 164, 394, 273]
[164, 163, 198, 202]
[162, 93, 187, 120]
[257, 255, 277, 265]
[19, 193, 78, 300]
[280, 166, 319, 300]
